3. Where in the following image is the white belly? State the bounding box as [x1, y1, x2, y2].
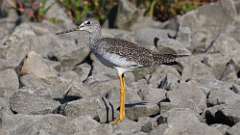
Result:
[95, 52, 139, 68]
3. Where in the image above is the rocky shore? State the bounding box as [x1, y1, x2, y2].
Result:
[0, 0, 240, 135]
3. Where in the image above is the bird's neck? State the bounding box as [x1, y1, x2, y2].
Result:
[89, 31, 101, 48]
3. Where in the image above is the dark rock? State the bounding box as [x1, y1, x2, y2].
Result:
[9, 90, 60, 114]
[205, 101, 240, 125]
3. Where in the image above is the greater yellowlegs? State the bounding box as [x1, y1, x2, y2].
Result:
[56, 18, 188, 124]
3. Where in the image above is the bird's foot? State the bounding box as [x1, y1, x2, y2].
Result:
[111, 117, 125, 125]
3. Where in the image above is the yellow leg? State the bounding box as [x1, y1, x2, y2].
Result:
[112, 74, 126, 124]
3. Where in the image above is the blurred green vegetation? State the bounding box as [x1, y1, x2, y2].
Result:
[57, 0, 117, 24]
[58, 0, 218, 23]
[135, 0, 218, 21]
[14, 0, 54, 21]
[4, 0, 218, 23]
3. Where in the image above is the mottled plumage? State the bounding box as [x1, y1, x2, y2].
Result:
[91, 37, 183, 69]
[56, 18, 189, 124]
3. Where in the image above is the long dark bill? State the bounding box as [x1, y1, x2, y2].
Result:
[56, 27, 79, 35]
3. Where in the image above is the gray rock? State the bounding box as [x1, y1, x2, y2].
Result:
[95, 97, 115, 123]
[134, 80, 167, 103]
[2, 112, 74, 135]
[102, 28, 135, 42]
[130, 17, 164, 31]
[116, 0, 138, 29]
[159, 102, 176, 114]
[87, 79, 120, 98]
[201, 53, 238, 82]
[135, 27, 175, 50]
[113, 119, 141, 135]
[21, 51, 58, 78]
[107, 84, 141, 112]
[89, 53, 117, 81]
[62, 97, 100, 119]
[30, 34, 90, 71]
[148, 66, 181, 90]
[231, 84, 240, 94]
[20, 74, 69, 98]
[125, 102, 159, 121]
[45, 0, 74, 27]
[87, 124, 113, 135]
[178, 2, 233, 52]
[226, 122, 240, 135]
[20, 74, 90, 100]
[207, 86, 240, 106]
[167, 81, 207, 113]
[2, 22, 89, 72]
[179, 54, 216, 81]
[0, 129, 9, 135]
[149, 124, 168, 135]
[211, 124, 230, 134]
[9, 90, 60, 114]
[60, 70, 82, 83]
[165, 108, 222, 135]
[68, 116, 100, 134]
[0, 23, 36, 69]
[0, 97, 12, 116]
[213, 34, 240, 64]
[197, 79, 233, 94]
[220, 0, 240, 20]
[73, 63, 91, 82]
[0, 69, 19, 90]
[139, 117, 158, 133]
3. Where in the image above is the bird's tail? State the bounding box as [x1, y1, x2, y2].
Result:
[152, 48, 190, 65]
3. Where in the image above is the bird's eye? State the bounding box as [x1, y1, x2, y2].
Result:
[86, 21, 90, 25]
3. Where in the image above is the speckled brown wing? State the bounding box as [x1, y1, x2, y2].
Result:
[98, 38, 185, 67]
[102, 38, 155, 67]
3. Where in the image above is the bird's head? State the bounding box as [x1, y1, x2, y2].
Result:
[56, 18, 101, 35]
[78, 19, 101, 33]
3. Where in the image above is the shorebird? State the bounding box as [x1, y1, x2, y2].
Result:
[56, 18, 188, 124]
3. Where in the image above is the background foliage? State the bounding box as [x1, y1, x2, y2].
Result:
[2, 0, 218, 23]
